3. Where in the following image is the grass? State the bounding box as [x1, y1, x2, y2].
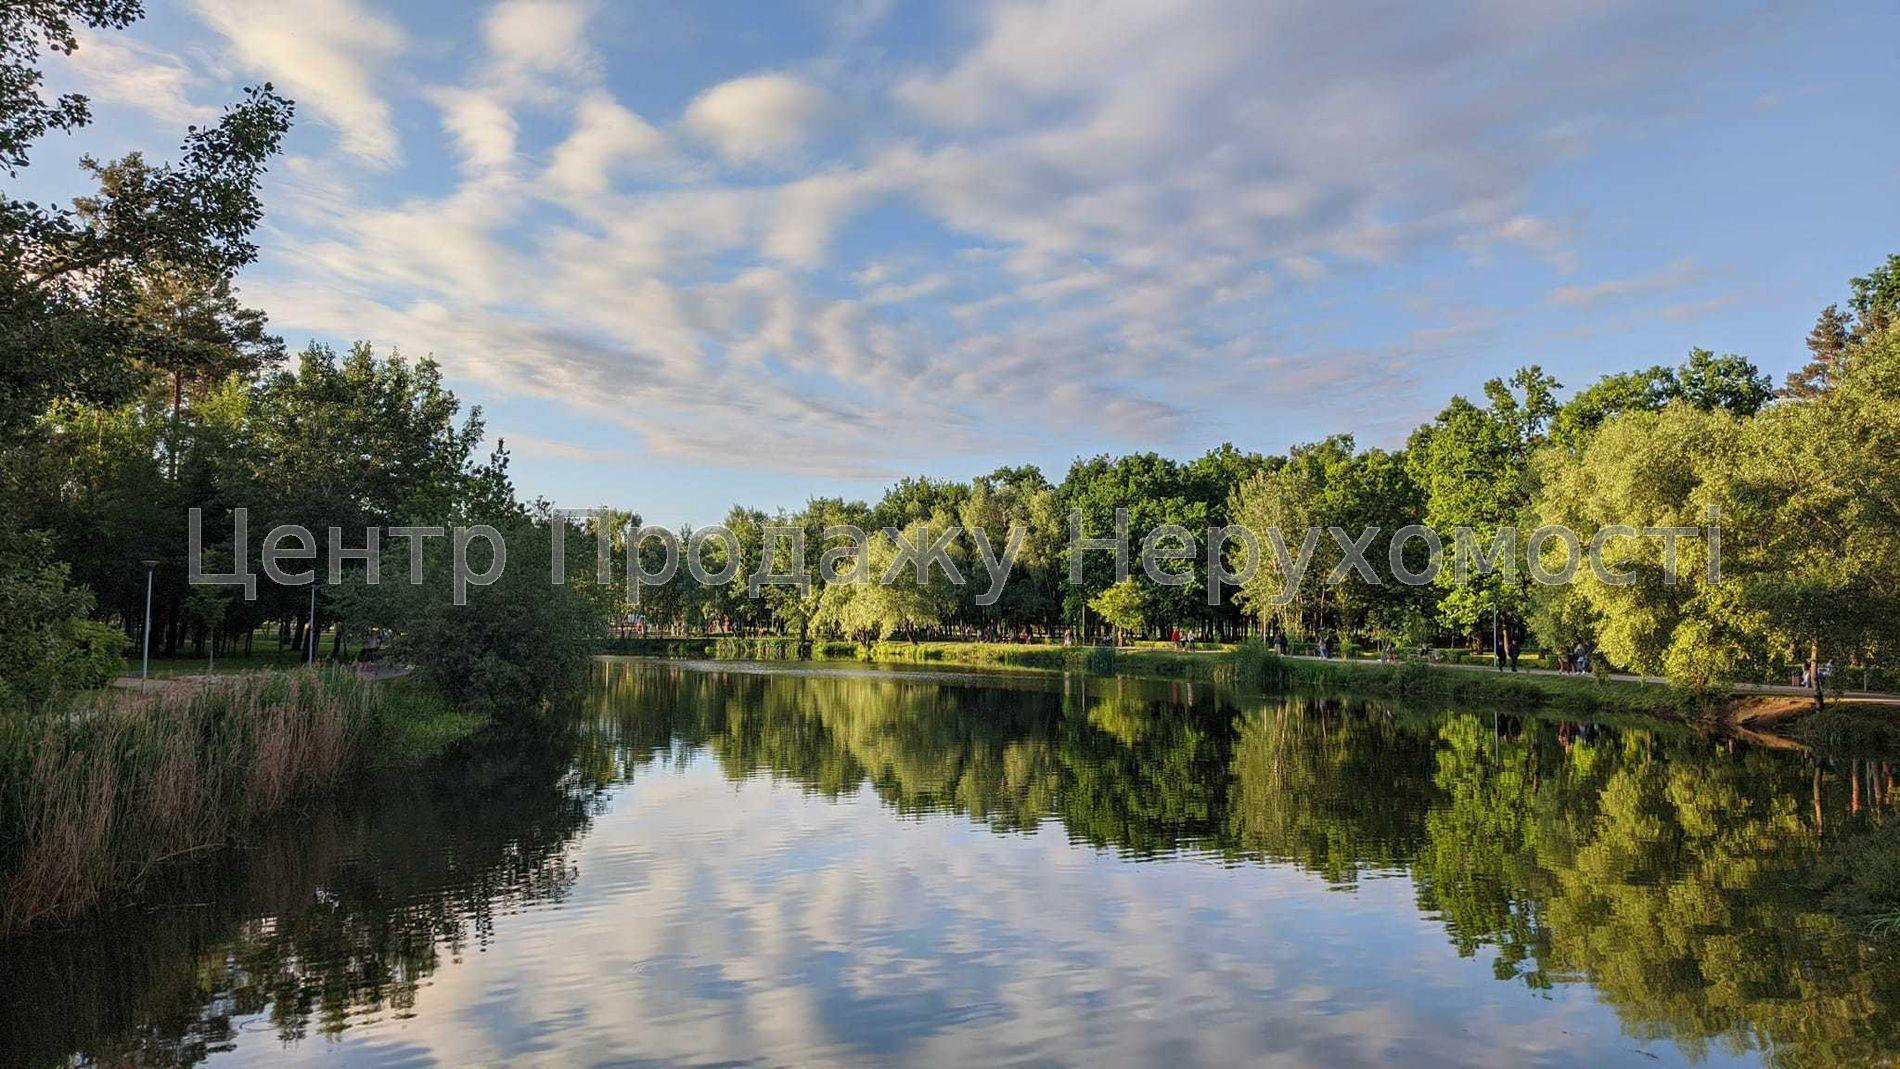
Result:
[1790, 706, 1900, 756]
[135, 629, 374, 678]
[602, 634, 1697, 715]
[1269, 654, 1705, 717]
[0, 668, 479, 934]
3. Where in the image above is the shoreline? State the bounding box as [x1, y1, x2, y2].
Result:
[600, 635, 1900, 741]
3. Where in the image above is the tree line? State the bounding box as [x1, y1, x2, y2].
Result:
[2, 4, 1894, 704]
[600, 266, 1897, 696]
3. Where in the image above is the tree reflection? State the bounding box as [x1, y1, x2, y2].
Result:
[0, 727, 598, 1069]
[7, 661, 1900, 1068]
[595, 660, 1900, 1068]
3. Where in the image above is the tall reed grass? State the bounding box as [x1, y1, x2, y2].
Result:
[0, 669, 384, 933]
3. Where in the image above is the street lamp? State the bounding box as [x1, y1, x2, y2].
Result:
[140, 559, 160, 680]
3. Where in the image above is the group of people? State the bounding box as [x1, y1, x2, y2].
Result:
[975, 626, 1037, 644]
[1795, 661, 1837, 688]
[1556, 643, 1592, 675]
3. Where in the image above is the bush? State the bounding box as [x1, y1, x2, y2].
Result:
[49, 619, 130, 691]
[0, 520, 123, 708]
[339, 519, 608, 723]
[1221, 640, 1289, 690]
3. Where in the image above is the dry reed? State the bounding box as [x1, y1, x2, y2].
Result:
[1, 668, 382, 933]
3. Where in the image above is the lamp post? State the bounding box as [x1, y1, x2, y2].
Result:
[140, 559, 160, 680]
[307, 585, 318, 666]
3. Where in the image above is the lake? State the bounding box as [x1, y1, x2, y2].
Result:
[4, 656, 1897, 1067]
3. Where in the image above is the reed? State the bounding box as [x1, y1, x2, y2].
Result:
[0, 669, 385, 933]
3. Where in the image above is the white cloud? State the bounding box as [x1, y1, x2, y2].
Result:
[483, 0, 596, 73]
[1546, 259, 1700, 307]
[1465, 214, 1578, 273]
[235, 0, 1770, 478]
[683, 74, 833, 165]
[430, 87, 519, 172]
[191, 0, 406, 167]
[1660, 292, 1742, 322]
[66, 30, 216, 128]
[544, 91, 672, 196]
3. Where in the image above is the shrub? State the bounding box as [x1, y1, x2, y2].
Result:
[50, 619, 130, 691]
[338, 519, 607, 723]
[1221, 640, 1288, 690]
[0, 520, 123, 708]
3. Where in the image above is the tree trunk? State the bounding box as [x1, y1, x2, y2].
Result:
[165, 372, 183, 482]
[1811, 640, 1824, 712]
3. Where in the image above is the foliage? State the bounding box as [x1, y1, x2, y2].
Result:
[0, 1, 143, 175]
[0, 0, 1894, 711]
[1088, 577, 1148, 641]
[2, 79, 292, 438]
[336, 519, 607, 724]
[0, 518, 121, 709]
[1406, 366, 1557, 644]
[1229, 434, 1428, 642]
[0, 2, 285, 703]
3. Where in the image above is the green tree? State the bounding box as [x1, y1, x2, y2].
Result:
[1088, 577, 1147, 644]
[2, 85, 292, 438]
[1407, 366, 1559, 656]
[336, 518, 606, 723]
[1784, 304, 1857, 399]
[1536, 404, 1755, 684]
[1230, 435, 1426, 646]
[1849, 253, 1900, 338]
[0, 3, 289, 701]
[1675, 346, 1772, 415]
[1060, 453, 1211, 634]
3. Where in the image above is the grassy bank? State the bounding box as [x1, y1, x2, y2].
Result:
[0, 669, 479, 934]
[1266, 654, 1703, 717]
[602, 635, 1697, 715]
[1785, 703, 1900, 756]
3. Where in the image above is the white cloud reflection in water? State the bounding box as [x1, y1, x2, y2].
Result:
[212, 751, 1748, 1068]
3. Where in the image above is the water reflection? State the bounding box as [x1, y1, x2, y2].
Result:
[4, 657, 1900, 1067]
[0, 730, 597, 1068]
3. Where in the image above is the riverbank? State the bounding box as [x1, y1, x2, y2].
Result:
[602, 635, 1711, 717]
[1725, 695, 1900, 755]
[0, 669, 480, 934]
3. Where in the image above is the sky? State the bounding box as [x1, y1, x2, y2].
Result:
[25, 0, 1900, 526]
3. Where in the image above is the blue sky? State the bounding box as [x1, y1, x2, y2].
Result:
[26, 0, 1900, 526]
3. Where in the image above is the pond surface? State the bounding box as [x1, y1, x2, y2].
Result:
[5, 657, 1900, 1067]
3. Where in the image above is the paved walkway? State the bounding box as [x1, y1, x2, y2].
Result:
[1280, 654, 1898, 701]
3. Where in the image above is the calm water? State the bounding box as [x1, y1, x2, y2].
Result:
[5, 657, 1899, 1067]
